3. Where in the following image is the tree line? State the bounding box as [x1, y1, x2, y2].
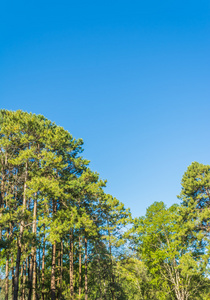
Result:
[0, 110, 209, 299]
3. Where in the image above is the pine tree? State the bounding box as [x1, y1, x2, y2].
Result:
[0, 109, 132, 299]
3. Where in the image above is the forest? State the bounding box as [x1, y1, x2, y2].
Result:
[0, 109, 209, 300]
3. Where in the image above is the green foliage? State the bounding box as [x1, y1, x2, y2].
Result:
[129, 199, 210, 300]
[0, 109, 131, 299]
[0, 111, 209, 299]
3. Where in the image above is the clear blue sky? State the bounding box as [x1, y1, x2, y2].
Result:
[1, 1, 210, 217]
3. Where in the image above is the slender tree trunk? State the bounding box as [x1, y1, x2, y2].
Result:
[32, 195, 37, 300]
[5, 225, 9, 300]
[28, 256, 31, 284]
[51, 242, 56, 300]
[38, 245, 41, 285]
[14, 240, 22, 300]
[20, 263, 24, 300]
[69, 230, 74, 298]
[5, 253, 9, 300]
[36, 262, 38, 299]
[61, 241, 63, 297]
[28, 195, 38, 300]
[14, 162, 28, 300]
[23, 260, 26, 300]
[58, 245, 61, 288]
[51, 199, 57, 300]
[11, 256, 15, 295]
[79, 236, 82, 299]
[32, 258, 37, 300]
[85, 235, 88, 300]
[98, 257, 103, 300]
[42, 225, 45, 300]
[28, 252, 33, 298]
[58, 241, 63, 298]
[108, 225, 115, 300]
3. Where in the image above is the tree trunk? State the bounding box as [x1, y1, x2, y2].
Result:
[20, 263, 24, 300]
[58, 241, 63, 298]
[51, 199, 57, 300]
[13, 162, 28, 300]
[79, 236, 82, 300]
[51, 242, 56, 300]
[5, 253, 9, 300]
[42, 225, 45, 300]
[14, 240, 22, 300]
[28, 256, 31, 285]
[38, 245, 41, 285]
[11, 256, 15, 296]
[32, 195, 37, 300]
[108, 224, 115, 300]
[57, 245, 61, 288]
[28, 256, 33, 298]
[5, 225, 9, 300]
[69, 230, 74, 298]
[61, 241, 63, 291]
[85, 235, 88, 300]
[23, 260, 26, 300]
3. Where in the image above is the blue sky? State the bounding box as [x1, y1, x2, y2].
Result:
[1, 1, 210, 217]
